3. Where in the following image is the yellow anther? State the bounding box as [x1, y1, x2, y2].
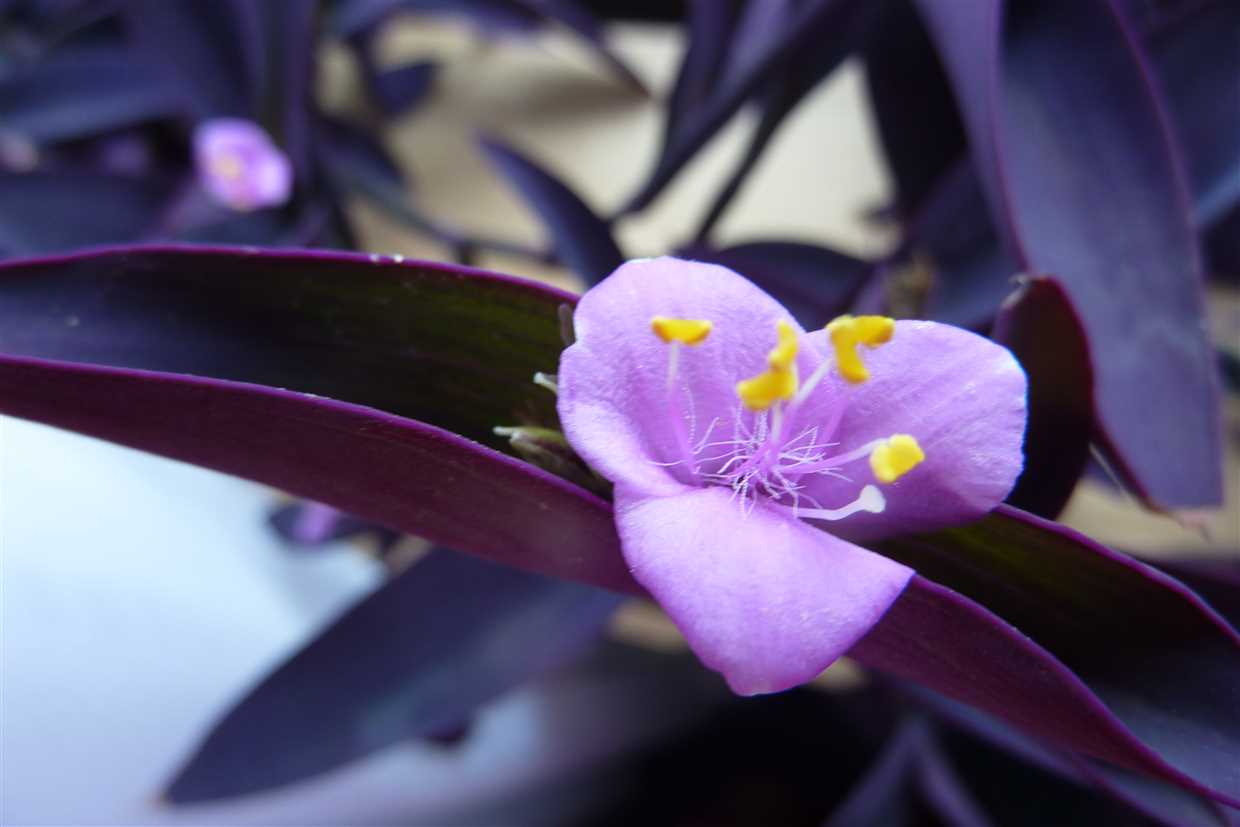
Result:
[736, 368, 798, 411]
[767, 319, 798, 371]
[736, 319, 802, 410]
[870, 434, 925, 484]
[826, 315, 896, 383]
[651, 316, 713, 345]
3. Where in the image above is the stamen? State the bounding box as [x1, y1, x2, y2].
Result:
[767, 320, 798, 371]
[651, 316, 713, 345]
[870, 434, 925, 483]
[533, 372, 558, 394]
[736, 319, 800, 410]
[825, 315, 895, 384]
[782, 485, 886, 522]
[650, 315, 714, 475]
[736, 369, 797, 411]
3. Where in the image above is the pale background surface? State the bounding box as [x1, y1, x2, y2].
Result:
[2, 19, 1236, 825]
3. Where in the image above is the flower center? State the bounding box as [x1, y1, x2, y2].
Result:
[650, 314, 925, 523]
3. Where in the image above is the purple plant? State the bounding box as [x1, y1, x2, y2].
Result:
[0, 0, 1237, 823]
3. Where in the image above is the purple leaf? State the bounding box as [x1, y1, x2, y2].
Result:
[1206, 203, 1240, 278]
[822, 718, 924, 826]
[622, 0, 868, 214]
[0, 45, 178, 142]
[121, 0, 264, 118]
[1, 246, 1237, 806]
[0, 246, 632, 585]
[1141, 0, 1240, 228]
[992, 276, 1093, 517]
[677, 241, 869, 328]
[913, 740, 999, 827]
[862, 0, 966, 213]
[1155, 557, 1240, 629]
[514, 0, 648, 93]
[661, 0, 739, 156]
[904, 159, 1019, 328]
[480, 136, 623, 285]
[164, 548, 624, 802]
[254, 0, 318, 183]
[331, 0, 644, 90]
[0, 172, 175, 255]
[333, 0, 541, 37]
[368, 60, 437, 117]
[916, 688, 1233, 827]
[872, 506, 1240, 806]
[692, 1, 872, 240]
[911, 0, 1222, 507]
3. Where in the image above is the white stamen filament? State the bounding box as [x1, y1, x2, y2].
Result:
[664, 342, 697, 470]
[782, 485, 886, 522]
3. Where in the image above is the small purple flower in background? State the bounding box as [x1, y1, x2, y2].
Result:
[192, 119, 293, 212]
[558, 258, 1027, 695]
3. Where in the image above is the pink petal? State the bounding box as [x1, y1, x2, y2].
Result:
[615, 484, 914, 695]
[558, 257, 810, 497]
[794, 321, 1027, 542]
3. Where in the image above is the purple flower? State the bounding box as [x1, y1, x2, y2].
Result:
[192, 119, 293, 212]
[558, 258, 1027, 694]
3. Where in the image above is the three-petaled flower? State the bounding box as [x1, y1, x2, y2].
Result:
[193, 118, 293, 213]
[557, 258, 1027, 694]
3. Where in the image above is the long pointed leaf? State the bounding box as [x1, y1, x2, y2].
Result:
[480, 137, 623, 286]
[0, 46, 178, 142]
[911, 0, 1222, 507]
[166, 548, 624, 802]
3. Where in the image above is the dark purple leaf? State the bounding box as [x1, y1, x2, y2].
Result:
[932, 706, 1215, 827]
[0, 246, 632, 588]
[1155, 557, 1240, 629]
[692, 0, 873, 240]
[165, 548, 624, 801]
[909, 687, 1233, 827]
[515, 0, 647, 93]
[872, 506, 1240, 806]
[0, 45, 178, 142]
[254, 0, 318, 183]
[1, 246, 1237, 806]
[1142, 0, 1240, 227]
[331, 0, 644, 90]
[992, 277, 1093, 517]
[370, 60, 437, 117]
[861, 0, 966, 213]
[904, 159, 1018, 328]
[334, 0, 644, 91]
[320, 120, 535, 260]
[0, 172, 175, 254]
[1207, 202, 1240, 279]
[621, 0, 867, 214]
[480, 136, 623, 285]
[913, 735, 999, 827]
[661, 0, 739, 155]
[121, 0, 264, 118]
[912, 0, 1222, 507]
[823, 718, 924, 827]
[677, 241, 869, 328]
